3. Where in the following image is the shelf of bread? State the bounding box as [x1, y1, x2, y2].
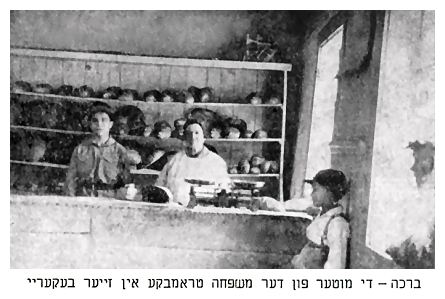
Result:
[10, 160, 279, 178]
[12, 91, 283, 108]
[11, 48, 289, 201]
[10, 125, 282, 143]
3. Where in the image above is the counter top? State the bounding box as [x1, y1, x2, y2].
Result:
[10, 194, 312, 219]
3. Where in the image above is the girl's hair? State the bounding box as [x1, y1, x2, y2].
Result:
[305, 169, 351, 201]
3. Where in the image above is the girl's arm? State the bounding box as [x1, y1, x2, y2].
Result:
[324, 219, 350, 269]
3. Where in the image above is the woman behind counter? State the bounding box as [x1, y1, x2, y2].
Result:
[155, 119, 231, 206]
[290, 169, 351, 269]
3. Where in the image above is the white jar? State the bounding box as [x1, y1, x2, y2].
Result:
[125, 183, 138, 200]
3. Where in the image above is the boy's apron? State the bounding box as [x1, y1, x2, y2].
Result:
[291, 214, 346, 269]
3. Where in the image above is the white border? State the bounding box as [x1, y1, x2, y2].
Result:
[3, 5, 444, 299]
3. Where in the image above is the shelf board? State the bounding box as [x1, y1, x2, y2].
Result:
[205, 138, 282, 143]
[10, 160, 279, 178]
[11, 125, 281, 143]
[132, 169, 279, 178]
[184, 102, 282, 108]
[10, 159, 157, 175]
[130, 169, 160, 175]
[10, 125, 89, 136]
[12, 91, 143, 106]
[11, 47, 292, 72]
[227, 173, 280, 178]
[12, 91, 283, 108]
[10, 160, 69, 169]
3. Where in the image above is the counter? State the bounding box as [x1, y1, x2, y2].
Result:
[10, 194, 311, 268]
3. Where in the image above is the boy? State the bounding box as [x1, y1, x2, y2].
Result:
[65, 103, 139, 197]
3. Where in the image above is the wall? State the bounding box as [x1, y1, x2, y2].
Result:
[366, 11, 435, 257]
[10, 11, 252, 59]
[291, 11, 398, 268]
[10, 195, 310, 268]
[333, 11, 401, 268]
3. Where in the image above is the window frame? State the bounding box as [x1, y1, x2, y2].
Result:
[290, 12, 348, 199]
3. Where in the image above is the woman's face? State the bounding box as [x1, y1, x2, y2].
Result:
[311, 182, 334, 207]
[185, 123, 205, 156]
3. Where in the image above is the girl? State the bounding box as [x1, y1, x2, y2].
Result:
[291, 169, 351, 269]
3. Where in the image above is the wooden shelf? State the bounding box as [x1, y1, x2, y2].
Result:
[10, 160, 279, 178]
[11, 125, 282, 143]
[226, 173, 280, 178]
[11, 47, 292, 72]
[10, 160, 69, 169]
[205, 138, 281, 143]
[12, 91, 283, 108]
[11, 47, 288, 201]
[130, 169, 160, 175]
[10, 160, 158, 175]
[10, 125, 89, 136]
[133, 169, 279, 178]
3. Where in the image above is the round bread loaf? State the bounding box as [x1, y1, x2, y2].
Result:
[252, 129, 268, 139]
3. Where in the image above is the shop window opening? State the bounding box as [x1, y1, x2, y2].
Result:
[304, 25, 343, 196]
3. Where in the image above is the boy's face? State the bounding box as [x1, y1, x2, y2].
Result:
[90, 112, 113, 138]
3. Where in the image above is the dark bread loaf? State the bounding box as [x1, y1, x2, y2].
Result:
[12, 81, 33, 93]
[142, 90, 162, 102]
[141, 185, 172, 203]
